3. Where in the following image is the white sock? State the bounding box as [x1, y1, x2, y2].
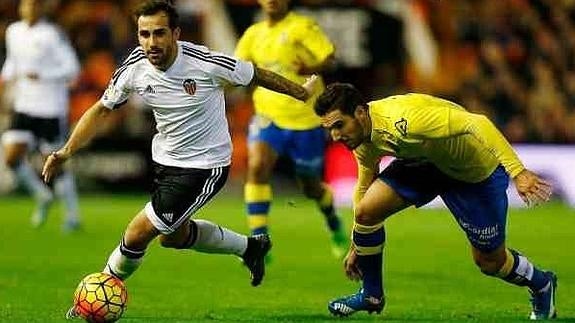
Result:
[103, 244, 145, 281]
[55, 171, 80, 224]
[15, 161, 52, 201]
[191, 220, 248, 256]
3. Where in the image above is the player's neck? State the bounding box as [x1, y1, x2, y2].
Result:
[266, 11, 289, 25]
[24, 18, 40, 26]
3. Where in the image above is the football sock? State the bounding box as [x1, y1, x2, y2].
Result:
[245, 183, 271, 235]
[353, 222, 385, 299]
[316, 183, 342, 233]
[189, 219, 248, 256]
[103, 238, 145, 281]
[14, 161, 53, 202]
[54, 171, 80, 226]
[496, 248, 550, 292]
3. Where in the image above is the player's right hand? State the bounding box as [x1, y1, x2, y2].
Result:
[302, 74, 319, 99]
[344, 246, 362, 281]
[42, 149, 70, 183]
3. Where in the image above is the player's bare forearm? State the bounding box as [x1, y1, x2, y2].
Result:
[60, 101, 112, 158]
[252, 67, 309, 101]
[298, 54, 336, 75]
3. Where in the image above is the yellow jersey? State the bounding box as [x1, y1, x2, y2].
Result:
[235, 12, 335, 130]
[353, 93, 525, 204]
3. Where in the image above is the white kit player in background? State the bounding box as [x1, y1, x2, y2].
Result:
[1, 0, 81, 231]
[40, 1, 317, 318]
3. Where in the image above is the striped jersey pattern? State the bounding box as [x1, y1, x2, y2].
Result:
[101, 41, 254, 169]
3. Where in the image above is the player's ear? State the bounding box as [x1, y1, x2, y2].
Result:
[354, 105, 367, 120]
[173, 26, 181, 40]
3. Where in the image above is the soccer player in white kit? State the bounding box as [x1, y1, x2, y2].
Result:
[40, 1, 316, 317]
[1, 0, 80, 231]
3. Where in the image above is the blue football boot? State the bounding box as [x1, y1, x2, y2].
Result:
[328, 289, 384, 317]
[529, 271, 557, 320]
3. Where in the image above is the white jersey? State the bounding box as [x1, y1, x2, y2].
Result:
[101, 41, 254, 169]
[1, 20, 79, 118]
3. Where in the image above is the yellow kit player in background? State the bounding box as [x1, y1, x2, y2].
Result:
[235, 0, 347, 258]
[316, 83, 556, 320]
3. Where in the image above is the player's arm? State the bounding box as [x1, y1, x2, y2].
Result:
[0, 40, 16, 110]
[35, 27, 80, 81]
[407, 103, 552, 205]
[42, 101, 112, 182]
[446, 109, 525, 177]
[404, 100, 525, 177]
[297, 53, 336, 76]
[352, 145, 380, 206]
[295, 18, 336, 76]
[250, 66, 312, 101]
[344, 146, 379, 281]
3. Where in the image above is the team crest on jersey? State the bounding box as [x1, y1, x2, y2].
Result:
[395, 118, 408, 136]
[183, 79, 196, 95]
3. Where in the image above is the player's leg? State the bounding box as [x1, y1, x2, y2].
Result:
[2, 115, 54, 226]
[65, 208, 158, 319]
[291, 127, 346, 258]
[148, 163, 271, 286]
[442, 166, 556, 320]
[244, 117, 281, 236]
[297, 176, 347, 258]
[103, 209, 158, 280]
[328, 179, 409, 316]
[54, 170, 80, 231]
[472, 245, 556, 320]
[40, 116, 80, 231]
[328, 160, 440, 317]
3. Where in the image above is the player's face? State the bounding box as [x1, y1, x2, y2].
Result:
[321, 107, 369, 150]
[137, 12, 180, 70]
[258, 0, 290, 17]
[19, 0, 42, 24]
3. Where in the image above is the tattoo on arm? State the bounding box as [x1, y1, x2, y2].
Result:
[252, 67, 309, 101]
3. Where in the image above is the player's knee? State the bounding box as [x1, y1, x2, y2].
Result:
[353, 204, 379, 226]
[158, 235, 182, 249]
[474, 257, 501, 276]
[4, 155, 21, 169]
[247, 157, 272, 181]
[301, 182, 322, 200]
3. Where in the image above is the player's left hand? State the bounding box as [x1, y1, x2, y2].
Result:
[513, 169, 552, 206]
[42, 149, 70, 183]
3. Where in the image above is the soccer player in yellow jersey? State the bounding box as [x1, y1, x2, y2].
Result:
[235, 0, 347, 258]
[315, 83, 556, 320]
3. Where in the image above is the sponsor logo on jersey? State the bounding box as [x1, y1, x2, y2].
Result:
[162, 212, 174, 222]
[394, 118, 408, 136]
[183, 79, 196, 95]
[145, 84, 156, 94]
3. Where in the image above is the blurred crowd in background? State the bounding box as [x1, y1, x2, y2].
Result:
[0, 0, 574, 190]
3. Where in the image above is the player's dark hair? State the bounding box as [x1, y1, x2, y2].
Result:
[134, 0, 179, 30]
[314, 83, 367, 117]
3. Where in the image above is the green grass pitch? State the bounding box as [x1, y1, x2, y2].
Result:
[0, 192, 573, 322]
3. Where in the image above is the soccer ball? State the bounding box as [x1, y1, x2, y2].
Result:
[72, 272, 128, 323]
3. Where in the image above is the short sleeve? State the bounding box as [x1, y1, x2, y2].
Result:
[100, 65, 134, 110]
[208, 50, 254, 87]
[99, 48, 143, 110]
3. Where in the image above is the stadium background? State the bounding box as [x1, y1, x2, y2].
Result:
[0, 1, 574, 322]
[1, 0, 574, 202]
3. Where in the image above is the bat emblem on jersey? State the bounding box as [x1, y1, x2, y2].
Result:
[395, 118, 408, 136]
[183, 79, 196, 95]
